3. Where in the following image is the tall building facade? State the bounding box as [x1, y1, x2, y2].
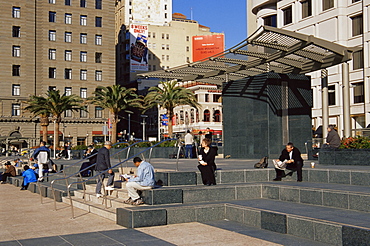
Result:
[249, 0, 369, 138]
[0, 0, 115, 148]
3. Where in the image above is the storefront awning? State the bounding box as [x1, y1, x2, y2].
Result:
[139, 25, 359, 84]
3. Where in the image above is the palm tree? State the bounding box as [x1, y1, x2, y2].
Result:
[24, 96, 50, 142]
[143, 80, 200, 137]
[88, 85, 141, 143]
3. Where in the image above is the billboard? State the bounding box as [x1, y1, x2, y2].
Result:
[192, 34, 224, 62]
[129, 24, 149, 71]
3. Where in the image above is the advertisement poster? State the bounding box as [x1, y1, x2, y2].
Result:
[192, 34, 224, 62]
[129, 24, 149, 71]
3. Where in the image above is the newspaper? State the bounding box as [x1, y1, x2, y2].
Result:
[273, 159, 288, 170]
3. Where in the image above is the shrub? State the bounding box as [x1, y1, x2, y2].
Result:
[339, 136, 370, 149]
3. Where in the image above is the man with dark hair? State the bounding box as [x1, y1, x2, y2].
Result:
[1, 162, 16, 184]
[184, 130, 193, 158]
[324, 125, 341, 149]
[95, 141, 114, 197]
[273, 142, 304, 182]
[123, 157, 155, 205]
[32, 141, 51, 182]
[21, 165, 37, 190]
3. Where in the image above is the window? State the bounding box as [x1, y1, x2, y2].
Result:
[95, 17, 102, 27]
[80, 51, 87, 62]
[65, 50, 72, 61]
[95, 35, 102, 45]
[12, 7, 20, 18]
[353, 50, 364, 70]
[148, 65, 151, 70]
[264, 15, 277, 27]
[153, 32, 156, 38]
[162, 33, 165, 39]
[80, 33, 87, 44]
[162, 55, 165, 60]
[49, 86, 56, 91]
[162, 44, 165, 50]
[153, 65, 156, 70]
[95, 70, 102, 81]
[80, 70, 87, 80]
[65, 68, 72, 79]
[49, 67, 56, 78]
[12, 84, 20, 96]
[49, 49, 56, 60]
[283, 6, 292, 25]
[203, 110, 210, 122]
[80, 0, 86, 8]
[49, 0, 55, 4]
[166, 34, 169, 39]
[213, 94, 222, 102]
[49, 30, 56, 41]
[186, 57, 190, 63]
[65, 32, 72, 42]
[12, 65, 20, 76]
[186, 36, 189, 41]
[65, 87, 72, 96]
[12, 46, 20, 57]
[80, 88, 87, 98]
[214, 110, 221, 122]
[80, 15, 87, 25]
[166, 44, 169, 50]
[12, 104, 20, 116]
[323, 0, 334, 11]
[96, 0, 102, 9]
[352, 15, 363, 37]
[12, 26, 20, 37]
[80, 107, 88, 118]
[65, 110, 72, 117]
[166, 55, 169, 61]
[352, 0, 361, 2]
[65, 0, 71, 5]
[186, 46, 189, 52]
[95, 52, 102, 63]
[148, 32, 151, 38]
[205, 94, 209, 102]
[65, 13, 72, 24]
[164, 4, 167, 10]
[164, 13, 167, 18]
[353, 82, 364, 103]
[95, 106, 103, 118]
[49, 11, 56, 22]
[301, 0, 312, 18]
[328, 85, 335, 106]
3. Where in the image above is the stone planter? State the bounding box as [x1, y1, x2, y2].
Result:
[319, 149, 370, 165]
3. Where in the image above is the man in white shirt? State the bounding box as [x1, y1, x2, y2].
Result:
[184, 130, 194, 158]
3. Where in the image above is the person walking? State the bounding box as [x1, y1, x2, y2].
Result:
[95, 141, 114, 197]
[184, 130, 194, 158]
[32, 141, 52, 182]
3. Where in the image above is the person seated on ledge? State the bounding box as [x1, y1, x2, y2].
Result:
[273, 142, 303, 182]
[322, 125, 341, 149]
[21, 165, 37, 190]
[0, 161, 16, 184]
[198, 138, 217, 186]
[123, 157, 155, 205]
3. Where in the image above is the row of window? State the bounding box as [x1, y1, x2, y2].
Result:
[11, 103, 104, 118]
[11, 65, 102, 81]
[316, 81, 364, 107]
[48, 12, 102, 27]
[11, 85, 89, 98]
[48, 0, 102, 9]
[173, 109, 222, 125]
[48, 68, 102, 80]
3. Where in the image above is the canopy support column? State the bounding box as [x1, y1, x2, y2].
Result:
[342, 62, 351, 138]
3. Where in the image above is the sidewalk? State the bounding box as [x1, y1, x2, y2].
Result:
[0, 184, 283, 246]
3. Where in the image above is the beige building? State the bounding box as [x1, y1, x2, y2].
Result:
[0, 0, 116, 149]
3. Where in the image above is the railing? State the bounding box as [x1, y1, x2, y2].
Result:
[48, 141, 148, 209]
[65, 138, 176, 219]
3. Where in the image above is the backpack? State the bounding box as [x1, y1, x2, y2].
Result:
[254, 156, 268, 168]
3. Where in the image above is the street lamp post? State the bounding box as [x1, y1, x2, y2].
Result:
[125, 110, 133, 140]
[141, 115, 148, 140]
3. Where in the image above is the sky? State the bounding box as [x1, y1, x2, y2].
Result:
[172, 0, 247, 50]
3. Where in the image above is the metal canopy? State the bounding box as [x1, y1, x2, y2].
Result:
[139, 26, 358, 84]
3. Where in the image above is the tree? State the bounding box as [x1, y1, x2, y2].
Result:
[88, 85, 141, 143]
[143, 80, 200, 137]
[24, 96, 50, 142]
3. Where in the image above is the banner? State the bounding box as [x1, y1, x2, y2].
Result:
[192, 34, 224, 62]
[161, 114, 168, 126]
[129, 24, 149, 71]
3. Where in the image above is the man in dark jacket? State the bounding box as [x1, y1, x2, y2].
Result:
[273, 142, 304, 182]
[324, 125, 341, 149]
[1, 161, 16, 184]
[95, 141, 114, 197]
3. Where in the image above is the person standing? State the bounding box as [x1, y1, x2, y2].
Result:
[123, 157, 155, 205]
[66, 142, 72, 160]
[324, 125, 341, 149]
[205, 127, 212, 140]
[273, 142, 304, 182]
[198, 138, 217, 186]
[95, 141, 114, 197]
[1, 161, 16, 184]
[21, 165, 37, 190]
[32, 141, 52, 182]
[184, 130, 194, 158]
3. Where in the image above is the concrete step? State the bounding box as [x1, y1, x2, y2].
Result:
[79, 183, 129, 199]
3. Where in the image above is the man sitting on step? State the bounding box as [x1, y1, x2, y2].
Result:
[123, 157, 155, 205]
[273, 142, 303, 182]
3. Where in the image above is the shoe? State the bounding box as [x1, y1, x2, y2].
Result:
[38, 177, 44, 182]
[273, 178, 282, 181]
[286, 172, 293, 176]
[20, 187, 26, 190]
[1, 181, 6, 184]
[105, 186, 115, 190]
[48, 169, 53, 172]
[123, 197, 133, 204]
[297, 180, 302, 182]
[96, 193, 103, 198]
[132, 198, 144, 205]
